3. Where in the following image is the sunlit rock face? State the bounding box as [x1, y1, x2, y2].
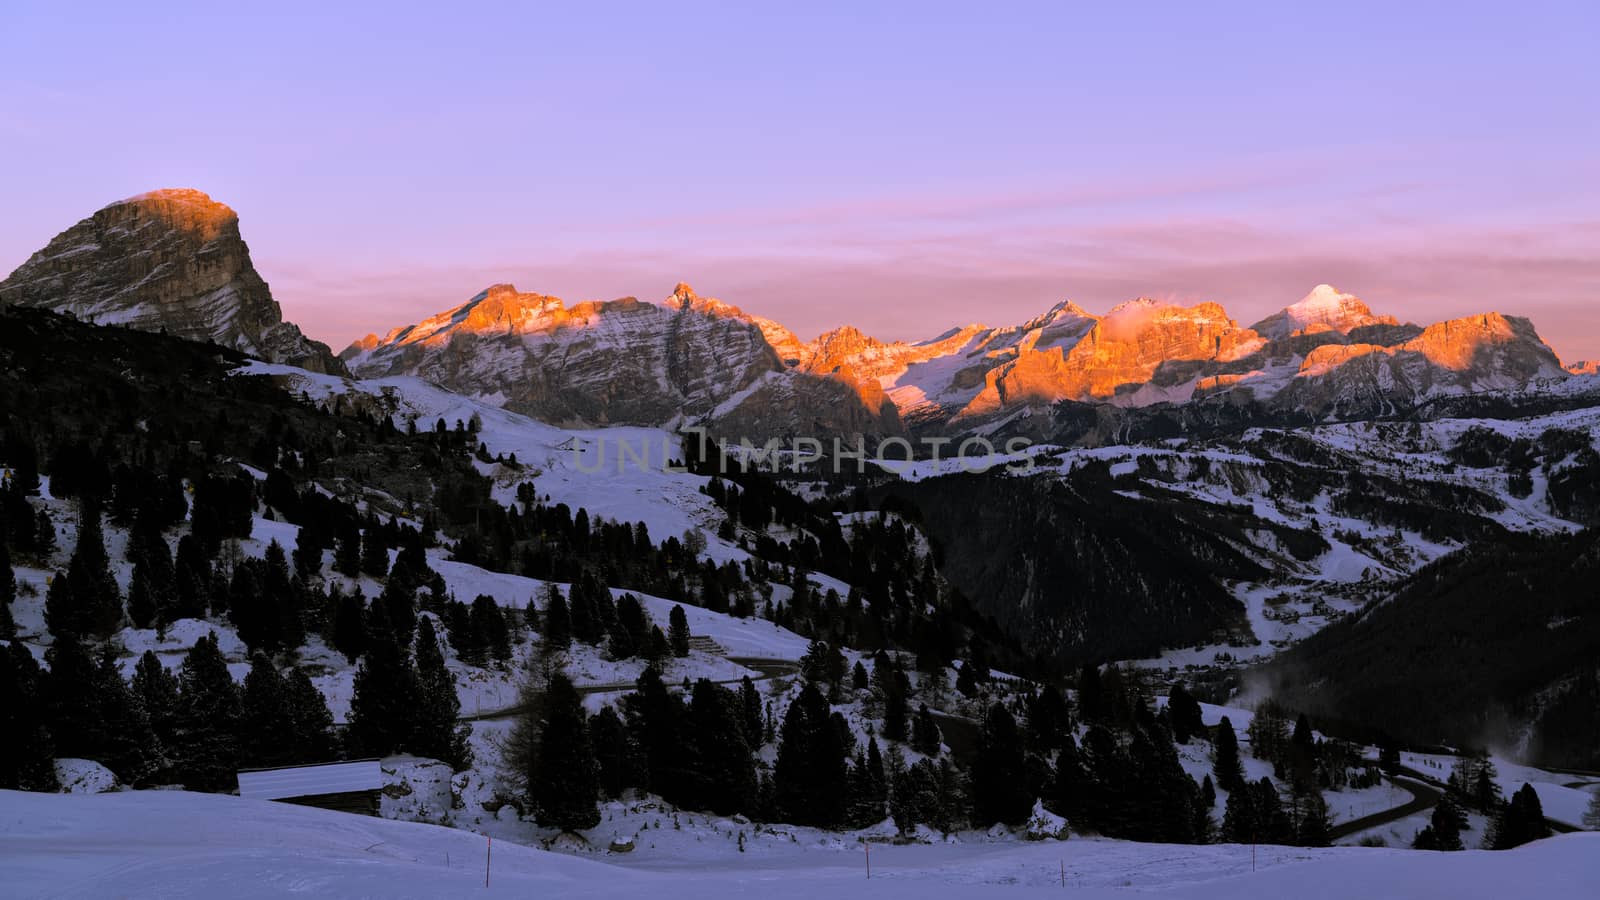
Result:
[343, 282, 903, 437]
[0, 189, 344, 374]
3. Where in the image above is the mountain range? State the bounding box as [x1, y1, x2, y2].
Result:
[0, 189, 1580, 440]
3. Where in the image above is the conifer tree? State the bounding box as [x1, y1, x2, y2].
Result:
[668, 604, 691, 657]
[361, 527, 389, 578]
[543, 589, 572, 650]
[912, 704, 943, 756]
[739, 676, 764, 746]
[590, 706, 633, 799]
[530, 672, 601, 831]
[240, 653, 292, 768]
[282, 668, 337, 763]
[469, 594, 511, 662]
[973, 701, 1032, 826]
[413, 616, 471, 769]
[773, 683, 850, 827]
[333, 521, 362, 578]
[65, 502, 122, 637]
[0, 536, 16, 609]
[1167, 683, 1205, 744]
[0, 641, 58, 791]
[689, 678, 758, 815]
[347, 614, 422, 758]
[1489, 784, 1550, 849]
[173, 633, 244, 791]
[1213, 716, 1246, 793]
[1414, 795, 1465, 850]
[126, 558, 159, 630]
[331, 590, 367, 664]
[131, 650, 180, 768]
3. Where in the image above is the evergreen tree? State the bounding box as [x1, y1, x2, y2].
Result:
[543, 589, 572, 650]
[172, 633, 244, 791]
[131, 650, 180, 770]
[1167, 683, 1205, 744]
[773, 683, 850, 827]
[331, 589, 367, 664]
[240, 654, 292, 768]
[973, 701, 1032, 826]
[126, 558, 159, 630]
[413, 616, 471, 769]
[738, 675, 764, 745]
[0, 641, 58, 791]
[65, 502, 122, 637]
[882, 666, 909, 742]
[611, 593, 651, 660]
[361, 527, 389, 578]
[1489, 784, 1550, 849]
[347, 614, 422, 758]
[851, 660, 870, 692]
[688, 678, 758, 815]
[912, 704, 943, 757]
[1292, 785, 1332, 847]
[43, 636, 101, 760]
[668, 604, 691, 657]
[0, 536, 16, 609]
[589, 706, 636, 799]
[530, 672, 601, 831]
[1213, 716, 1246, 793]
[469, 595, 511, 662]
[282, 668, 337, 763]
[333, 520, 362, 577]
[1413, 796, 1465, 851]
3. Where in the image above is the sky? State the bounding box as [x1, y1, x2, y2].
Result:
[2, 1, 1598, 360]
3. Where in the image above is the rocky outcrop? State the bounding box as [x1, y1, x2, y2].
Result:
[0, 189, 344, 373]
[343, 282, 902, 438]
[1249, 284, 1398, 341]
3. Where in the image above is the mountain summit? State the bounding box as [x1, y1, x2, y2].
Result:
[0, 189, 344, 374]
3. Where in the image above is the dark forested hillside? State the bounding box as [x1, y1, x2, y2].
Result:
[879, 470, 1257, 666]
[1260, 529, 1600, 768]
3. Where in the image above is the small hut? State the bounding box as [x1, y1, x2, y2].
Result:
[236, 759, 383, 816]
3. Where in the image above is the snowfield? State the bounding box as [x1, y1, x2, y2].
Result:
[1, 790, 1596, 900]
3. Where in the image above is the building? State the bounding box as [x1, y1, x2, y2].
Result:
[236, 759, 384, 816]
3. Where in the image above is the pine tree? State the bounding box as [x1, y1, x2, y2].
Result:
[413, 616, 471, 769]
[543, 589, 572, 650]
[1413, 796, 1465, 851]
[689, 678, 758, 815]
[912, 704, 943, 756]
[530, 672, 601, 831]
[469, 595, 511, 662]
[1292, 784, 1332, 847]
[127, 558, 159, 629]
[0, 641, 59, 791]
[1167, 683, 1205, 744]
[331, 589, 367, 664]
[173, 633, 244, 791]
[1213, 716, 1246, 793]
[131, 650, 180, 768]
[361, 527, 389, 578]
[240, 654, 292, 768]
[65, 502, 122, 637]
[738, 676, 764, 745]
[282, 668, 337, 763]
[611, 593, 651, 660]
[1489, 784, 1551, 849]
[668, 604, 691, 658]
[346, 614, 422, 758]
[773, 683, 850, 827]
[43, 636, 102, 760]
[590, 706, 634, 799]
[973, 701, 1032, 826]
[332, 519, 362, 578]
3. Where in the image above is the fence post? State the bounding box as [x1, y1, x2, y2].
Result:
[485, 835, 492, 888]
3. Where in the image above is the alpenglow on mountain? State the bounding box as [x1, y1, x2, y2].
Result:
[2, 189, 1575, 439]
[0, 189, 345, 374]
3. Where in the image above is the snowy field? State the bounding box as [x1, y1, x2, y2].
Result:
[1, 790, 1596, 900]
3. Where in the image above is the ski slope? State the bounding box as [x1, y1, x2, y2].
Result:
[1, 790, 1596, 899]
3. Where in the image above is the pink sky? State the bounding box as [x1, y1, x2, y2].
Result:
[3, 4, 1597, 361]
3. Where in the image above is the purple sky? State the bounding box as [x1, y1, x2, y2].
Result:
[3, 2, 1598, 360]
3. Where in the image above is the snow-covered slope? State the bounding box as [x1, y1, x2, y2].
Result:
[2, 789, 1596, 900]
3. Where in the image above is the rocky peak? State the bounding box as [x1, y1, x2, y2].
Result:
[1251, 284, 1399, 340]
[0, 188, 344, 374]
